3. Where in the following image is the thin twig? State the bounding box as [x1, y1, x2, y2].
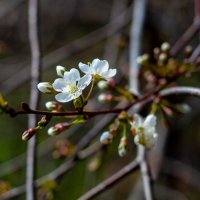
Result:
[27, 0, 41, 199]
[1, 5, 132, 95]
[78, 159, 139, 200]
[170, 20, 200, 56]
[160, 86, 200, 97]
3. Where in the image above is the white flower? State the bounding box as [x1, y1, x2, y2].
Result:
[131, 114, 158, 148]
[56, 65, 66, 77]
[79, 58, 117, 79]
[100, 131, 113, 144]
[37, 82, 53, 93]
[52, 68, 92, 102]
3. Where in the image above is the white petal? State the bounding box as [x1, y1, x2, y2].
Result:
[79, 62, 91, 74]
[132, 114, 143, 128]
[52, 78, 66, 92]
[64, 68, 80, 85]
[55, 93, 74, 102]
[101, 69, 117, 79]
[91, 59, 109, 74]
[56, 65, 66, 77]
[100, 131, 113, 144]
[78, 74, 92, 90]
[143, 114, 157, 129]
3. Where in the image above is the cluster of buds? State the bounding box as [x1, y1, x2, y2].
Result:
[22, 115, 51, 141]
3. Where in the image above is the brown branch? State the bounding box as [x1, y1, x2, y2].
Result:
[170, 19, 200, 56]
[160, 86, 200, 97]
[27, 0, 41, 199]
[0, 5, 132, 95]
[78, 159, 139, 200]
[0, 114, 115, 199]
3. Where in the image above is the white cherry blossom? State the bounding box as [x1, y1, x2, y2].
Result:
[52, 68, 92, 102]
[131, 114, 158, 148]
[79, 58, 117, 79]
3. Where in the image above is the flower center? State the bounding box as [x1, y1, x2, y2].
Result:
[67, 84, 78, 94]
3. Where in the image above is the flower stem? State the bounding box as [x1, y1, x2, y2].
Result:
[86, 79, 95, 101]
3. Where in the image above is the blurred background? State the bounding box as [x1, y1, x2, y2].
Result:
[0, 0, 200, 199]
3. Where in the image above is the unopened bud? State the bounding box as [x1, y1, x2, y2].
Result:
[118, 146, 127, 157]
[98, 94, 113, 103]
[100, 131, 113, 144]
[184, 46, 192, 58]
[118, 136, 128, 157]
[136, 54, 149, 65]
[22, 128, 36, 141]
[56, 65, 66, 77]
[48, 123, 65, 136]
[153, 47, 160, 56]
[161, 42, 170, 52]
[97, 81, 108, 90]
[38, 116, 50, 127]
[159, 53, 167, 62]
[37, 82, 53, 94]
[45, 101, 61, 111]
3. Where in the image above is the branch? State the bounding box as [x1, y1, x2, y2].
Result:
[27, 0, 41, 199]
[78, 159, 139, 200]
[170, 19, 200, 56]
[0, 5, 132, 95]
[160, 86, 200, 97]
[0, 114, 115, 199]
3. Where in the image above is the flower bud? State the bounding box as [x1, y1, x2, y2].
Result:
[45, 101, 57, 110]
[118, 146, 127, 157]
[38, 116, 50, 127]
[22, 128, 36, 141]
[159, 53, 167, 62]
[100, 131, 113, 144]
[97, 80, 108, 90]
[98, 94, 113, 103]
[47, 123, 65, 136]
[118, 136, 128, 157]
[136, 54, 149, 65]
[56, 65, 66, 77]
[37, 82, 53, 94]
[161, 42, 170, 52]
